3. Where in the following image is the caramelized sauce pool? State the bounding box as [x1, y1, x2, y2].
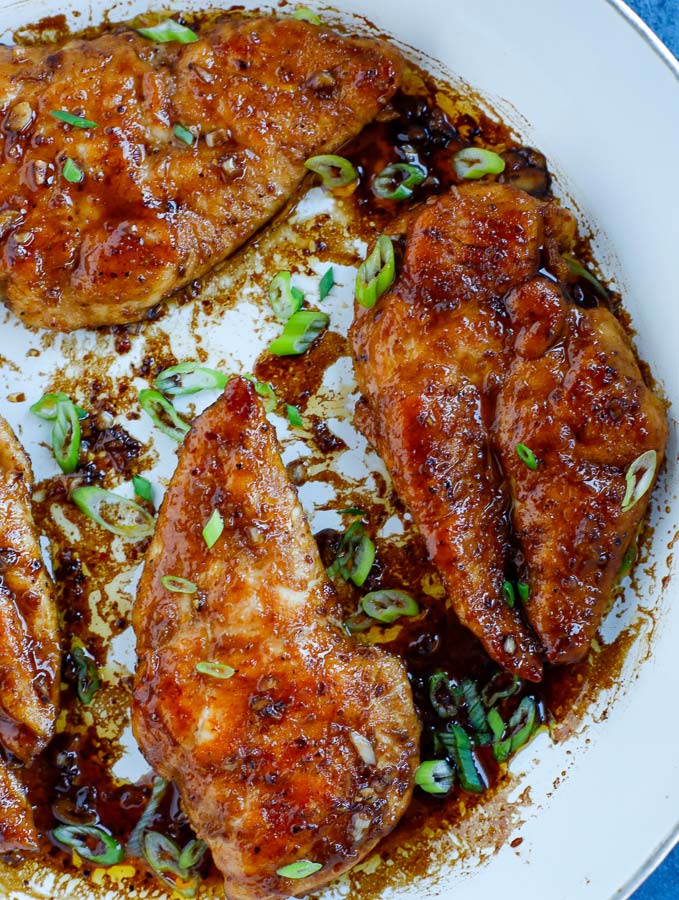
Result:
[1, 9, 644, 900]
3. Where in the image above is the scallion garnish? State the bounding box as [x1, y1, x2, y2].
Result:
[621, 449, 657, 513]
[178, 839, 208, 871]
[502, 580, 516, 609]
[487, 707, 504, 740]
[52, 397, 81, 474]
[154, 362, 227, 396]
[319, 267, 335, 301]
[492, 696, 538, 762]
[361, 589, 419, 624]
[276, 859, 323, 879]
[517, 581, 530, 602]
[286, 404, 304, 427]
[461, 679, 488, 737]
[304, 154, 357, 189]
[481, 671, 521, 708]
[339, 507, 366, 516]
[268, 310, 329, 356]
[618, 544, 637, 578]
[429, 671, 463, 718]
[136, 19, 199, 43]
[563, 254, 608, 299]
[161, 575, 197, 594]
[268, 271, 304, 323]
[453, 147, 505, 180]
[243, 375, 277, 412]
[195, 661, 235, 679]
[50, 110, 97, 129]
[372, 162, 427, 200]
[174, 124, 195, 146]
[327, 521, 375, 587]
[202, 509, 224, 549]
[133, 475, 153, 502]
[292, 7, 322, 24]
[414, 759, 454, 795]
[30, 392, 87, 421]
[344, 611, 373, 634]
[139, 389, 190, 442]
[71, 643, 100, 705]
[126, 777, 168, 858]
[53, 824, 125, 866]
[439, 724, 485, 793]
[355, 235, 395, 309]
[515, 442, 538, 470]
[62, 158, 83, 184]
[142, 831, 200, 898]
[71, 486, 155, 541]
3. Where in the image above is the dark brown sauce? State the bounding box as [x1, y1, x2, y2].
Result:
[0, 10, 651, 900]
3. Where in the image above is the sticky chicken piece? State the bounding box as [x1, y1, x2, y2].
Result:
[0, 17, 402, 331]
[351, 183, 578, 681]
[0, 760, 39, 851]
[0, 416, 60, 850]
[494, 277, 667, 664]
[132, 377, 419, 900]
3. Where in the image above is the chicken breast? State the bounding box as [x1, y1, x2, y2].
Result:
[494, 277, 667, 663]
[132, 377, 420, 900]
[0, 16, 402, 331]
[0, 415, 60, 849]
[351, 183, 576, 681]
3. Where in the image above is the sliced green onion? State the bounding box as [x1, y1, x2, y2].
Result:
[487, 708, 504, 740]
[52, 398, 81, 474]
[563, 254, 608, 299]
[355, 235, 395, 309]
[142, 831, 200, 898]
[328, 521, 375, 587]
[618, 544, 637, 578]
[481, 672, 521, 708]
[268, 310, 329, 356]
[441, 724, 485, 793]
[517, 581, 530, 602]
[304, 154, 357, 189]
[133, 475, 153, 502]
[53, 824, 124, 866]
[268, 271, 304, 323]
[62, 158, 83, 183]
[344, 611, 373, 634]
[71, 644, 100, 706]
[202, 509, 224, 549]
[243, 375, 277, 413]
[154, 362, 227, 396]
[319, 267, 335, 301]
[428, 671, 463, 719]
[195, 660, 234, 679]
[339, 507, 366, 516]
[127, 777, 169, 858]
[493, 696, 539, 761]
[276, 860, 323, 879]
[30, 392, 87, 421]
[71, 486, 155, 541]
[136, 20, 199, 43]
[516, 442, 538, 470]
[361, 589, 418, 624]
[621, 449, 657, 513]
[292, 7, 321, 24]
[414, 759, 454, 795]
[139, 388, 190, 442]
[502, 580, 515, 609]
[372, 162, 427, 200]
[178, 839, 207, 871]
[286, 404, 304, 427]
[461, 679, 488, 736]
[161, 575, 197, 594]
[453, 147, 505, 180]
[174, 124, 195, 146]
[50, 110, 97, 129]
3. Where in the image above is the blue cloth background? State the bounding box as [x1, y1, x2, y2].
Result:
[624, 6, 678, 898]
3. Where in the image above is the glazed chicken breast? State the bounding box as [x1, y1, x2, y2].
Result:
[0, 16, 402, 331]
[0, 416, 60, 849]
[132, 377, 420, 900]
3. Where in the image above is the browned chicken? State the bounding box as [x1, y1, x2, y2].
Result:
[0, 16, 401, 331]
[494, 277, 667, 664]
[351, 183, 577, 681]
[132, 377, 420, 900]
[0, 416, 60, 849]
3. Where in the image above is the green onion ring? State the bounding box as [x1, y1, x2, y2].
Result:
[195, 661, 235, 679]
[30, 392, 88, 421]
[52, 398, 81, 474]
[461, 679, 488, 736]
[202, 509, 224, 549]
[481, 672, 521, 708]
[517, 581, 530, 602]
[361, 589, 418, 624]
[142, 831, 200, 898]
[174, 124, 195, 146]
[414, 759, 454, 795]
[242, 375, 277, 412]
[139, 389, 190, 442]
[487, 708, 504, 740]
[178, 839, 208, 871]
[71, 486, 155, 541]
[161, 575, 197, 594]
[126, 777, 169, 858]
[441, 724, 485, 793]
[344, 611, 373, 634]
[621, 449, 657, 513]
[53, 824, 125, 866]
[268, 271, 304, 323]
[453, 147, 505, 180]
[563, 254, 608, 299]
[286, 404, 304, 427]
[292, 7, 322, 24]
[136, 20, 199, 43]
[133, 475, 153, 502]
[276, 859, 323, 879]
[268, 310, 329, 356]
[428, 671, 463, 719]
[71, 644, 100, 706]
[62, 158, 84, 183]
[372, 162, 427, 201]
[50, 110, 97, 129]
[618, 544, 637, 579]
[304, 154, 357, 189]
[502, 580, 516, 609]
[515, 442, 538, 470]
[355, 235, 395, 309]
[319, 267, 335, 301]
[154, 363, 227, 396]
[330, 521, 375, 587]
